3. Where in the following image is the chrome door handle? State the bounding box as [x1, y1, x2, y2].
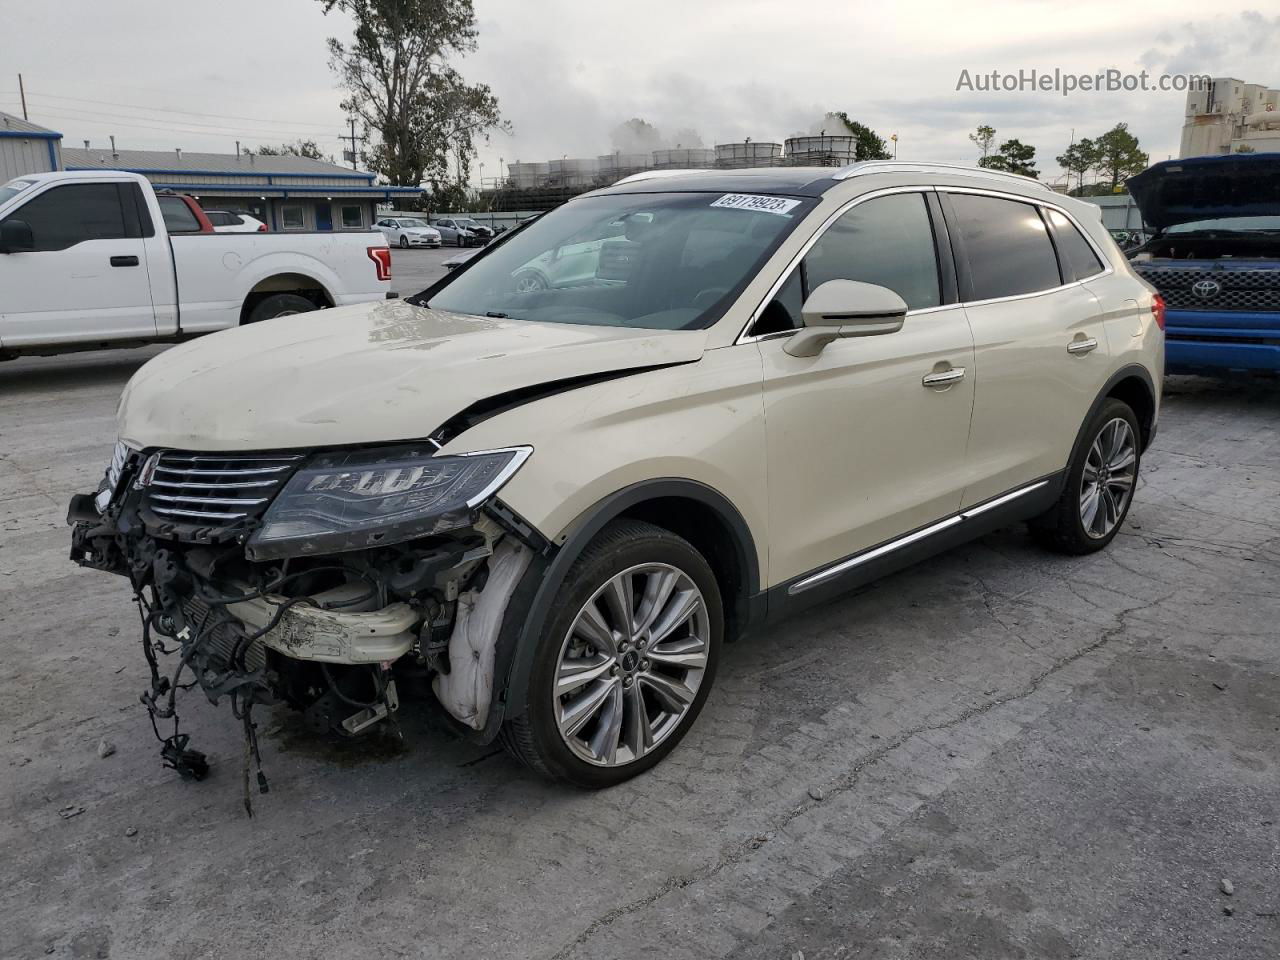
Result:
[922, 367, 966, 388]
[1067, 337, 1098, 355]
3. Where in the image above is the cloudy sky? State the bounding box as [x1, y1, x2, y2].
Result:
[2, 0, 1276, 186]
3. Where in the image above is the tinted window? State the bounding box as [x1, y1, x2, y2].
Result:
[950, 194, 1062, 300]
[1046, 209, 1104, 281]
[158, 196, 201, 233]
[805, 193, 941, 311]
[205, 211, 234, 226]
[15, 184, 128, 251]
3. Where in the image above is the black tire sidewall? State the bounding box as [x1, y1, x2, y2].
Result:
[523, 526, 723, 788]
[246, 293, 316, 324]
[1063, 398, 1142, 549]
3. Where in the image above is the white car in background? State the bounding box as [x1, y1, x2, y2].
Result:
[376, 217, 442, 249]
[204, 209, 268, 233]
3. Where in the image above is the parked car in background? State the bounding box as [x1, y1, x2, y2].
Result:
[0, 170, 393, 359]
[454, 218, 495, 244]
[433, 216, 483, 247]
[1127, 154, 1280, 375]
[154, 191, 214, 234]
[376, 216, 442, 248]
[69, 162, 1161, 792]
[205, 209, 268, 233]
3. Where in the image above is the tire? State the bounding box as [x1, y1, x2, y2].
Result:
[1029, 397, 1142, 554]
[500, 519, 723, 788]
[455, 234, 464, 247]
[245, 293, 317, 325]
[399, 235, 409, 249]
[512, 270, 548, 294]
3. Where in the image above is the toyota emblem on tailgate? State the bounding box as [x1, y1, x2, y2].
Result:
[1192, 279, 1221, 299]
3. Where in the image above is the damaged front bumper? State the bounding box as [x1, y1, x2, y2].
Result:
[68, 441, 544, 804]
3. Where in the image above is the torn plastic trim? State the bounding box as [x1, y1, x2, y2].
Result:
[433, 538, 532, 730]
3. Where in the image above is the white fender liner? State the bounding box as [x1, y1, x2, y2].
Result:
[433, 540, 532, 730]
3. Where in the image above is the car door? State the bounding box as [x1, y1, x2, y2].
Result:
[940, 191, 1113, 507]
[0, 180, 158, 348]
[754, 190, 977, 588]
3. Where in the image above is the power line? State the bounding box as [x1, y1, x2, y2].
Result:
[10, 89, 345, 129]
[22, 102, 339, 137]
[10, 107, 346, 143]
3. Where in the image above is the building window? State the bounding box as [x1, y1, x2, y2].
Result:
[281, 204, 306, 230]
[340, 204, 365, 228]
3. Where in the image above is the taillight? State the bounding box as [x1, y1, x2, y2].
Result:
[367, 246, 392, 282]
[257, 223, 268, 232]
[1151, 293, 1166, 331]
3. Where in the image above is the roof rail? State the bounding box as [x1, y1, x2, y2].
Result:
[611, 169, 705, 186]
[831, 160, 1052, 192]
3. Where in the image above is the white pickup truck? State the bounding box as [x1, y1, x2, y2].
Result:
[0, 170, 394, 360]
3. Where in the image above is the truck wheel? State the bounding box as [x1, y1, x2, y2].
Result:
[246, 293, 316, 324]
[500, 519, 722, 788]
[1029, 398, 1141, 554]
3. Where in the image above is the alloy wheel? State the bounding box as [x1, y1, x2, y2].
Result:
[553, 563, 709, 767]
[1080, 417, 1136, 539]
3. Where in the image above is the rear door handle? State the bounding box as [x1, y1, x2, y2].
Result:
[922, 367, 966, 388]
[1067, 337, 1098, 355]
[110, 255, 140, 267]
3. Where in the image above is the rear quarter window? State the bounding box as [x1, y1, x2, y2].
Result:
[1046, 209, 1105, 282]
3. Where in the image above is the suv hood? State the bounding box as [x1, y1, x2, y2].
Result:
[117, 300, 708, 451]
[1128, 154, 1280, 231]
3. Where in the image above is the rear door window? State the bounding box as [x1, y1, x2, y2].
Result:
[949, 193, 1062, 300]
[14, 183, 129, 251]
[1045, 208, 1105, 282]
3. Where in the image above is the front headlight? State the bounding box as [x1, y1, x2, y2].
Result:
[246, 445, 531, 560]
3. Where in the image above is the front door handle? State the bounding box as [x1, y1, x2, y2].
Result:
[922, 367, 966, 388]
[1067, 337, 1098, 355]
[110, 255, 140, 267]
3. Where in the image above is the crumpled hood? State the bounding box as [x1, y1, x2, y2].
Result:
[117, 299, 708, 451]
[1127, 154, 1280, 230]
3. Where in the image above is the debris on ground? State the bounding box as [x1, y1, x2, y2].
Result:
[58, 804, 85, 820]
[125, 826, 137, 838]
[808, 786, 825, 802]
[1220, 878, 1234, 896]
[96, 739, 116, 759]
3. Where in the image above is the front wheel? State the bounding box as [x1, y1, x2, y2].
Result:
[1030, 397, 1141, 554]
[455, 234, 464, 247]
[245, 293, 316, 325]
[399, 235, 409, 249]
[500, 519, 723, 787]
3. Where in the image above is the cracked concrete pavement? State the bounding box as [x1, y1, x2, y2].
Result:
[1, 348, 1277, 959]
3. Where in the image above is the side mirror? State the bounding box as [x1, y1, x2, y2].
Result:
[0, 218, 34, 254]
[784, 280, 908, 357]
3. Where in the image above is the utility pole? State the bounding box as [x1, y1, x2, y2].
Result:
[340, 117, 361, 171]
[18, 73, 28, 121]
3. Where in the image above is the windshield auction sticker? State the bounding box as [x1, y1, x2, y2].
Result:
[711, 194, 802, 216]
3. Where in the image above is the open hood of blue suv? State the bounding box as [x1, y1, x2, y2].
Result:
[1127, 154, 1280, 231]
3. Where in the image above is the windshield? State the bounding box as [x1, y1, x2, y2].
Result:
[1168, 216, 1280, 234]
[0, 178, 36, 206]
[425, 191, 814, 330]
[398, 218, 429, 228]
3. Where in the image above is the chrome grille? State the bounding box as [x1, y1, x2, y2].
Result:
[144, 451, 305, 526]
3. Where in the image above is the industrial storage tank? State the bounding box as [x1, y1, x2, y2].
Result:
[597, 152, 652, 179]
[507, 161, 550, 189]
[651, 148, 716, 169]
[715, 141, 783, 168]
[784, 135, 858, 166]
[548, 157, 601, 187]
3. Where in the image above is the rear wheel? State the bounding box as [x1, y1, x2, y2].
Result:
[455, 234, 464, 247]
[245, 293, 316, 324]
[1030, 398, 1141, 554]
[500, 519, 722, 787]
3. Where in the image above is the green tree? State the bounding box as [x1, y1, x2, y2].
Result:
[254, 139, 332, 162]
[320, 0, 508, 187]
[979, 138, 1039, 178]
[969, 124, 996, 162]
[1093, 123, 1148, 191]
[1055, 138, 1098, 194]
[826, 112, 893, 160]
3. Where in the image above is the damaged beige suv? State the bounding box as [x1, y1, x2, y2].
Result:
[70, 162, 1163, 791]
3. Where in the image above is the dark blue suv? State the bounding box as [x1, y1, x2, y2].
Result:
[1127, 154, 1280, 374]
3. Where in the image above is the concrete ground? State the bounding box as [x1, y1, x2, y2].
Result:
[1, 282, 1277, 958]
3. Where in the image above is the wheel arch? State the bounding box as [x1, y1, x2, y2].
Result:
[479, 479, 761, 743]
[239, 272, 335, 324]
[1068, 364, 1158, 469]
